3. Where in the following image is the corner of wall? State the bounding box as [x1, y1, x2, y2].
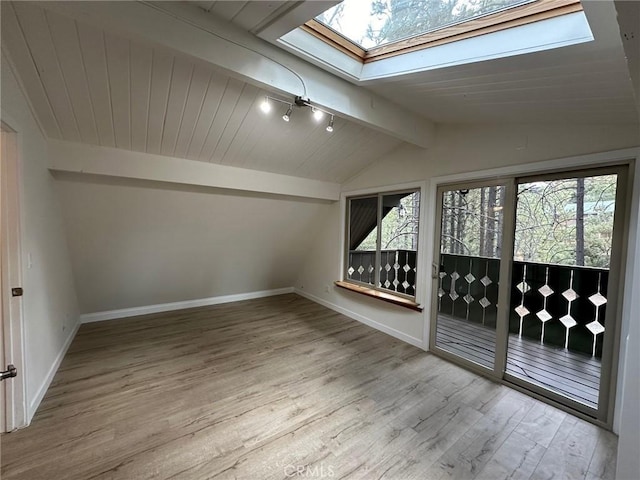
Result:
[294, 288, 425, 349]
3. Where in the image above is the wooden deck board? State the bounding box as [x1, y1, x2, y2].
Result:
[435, 315, 601, 408]
[1, 294, 615, 479]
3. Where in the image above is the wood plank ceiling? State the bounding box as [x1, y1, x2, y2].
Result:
[357, 0, 640, 125]
[193, 1, 295, 32]
[1, 1, 403, 184]
[194, 1, 638, 126]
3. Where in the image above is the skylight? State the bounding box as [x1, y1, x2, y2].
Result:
[282, 0, 590, 80]
[316, 0, 535, 50]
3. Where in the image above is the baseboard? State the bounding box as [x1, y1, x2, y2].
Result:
[294, 289, 425, 349]
[28, 319, 81, 422]
[79, 287, 295, 323]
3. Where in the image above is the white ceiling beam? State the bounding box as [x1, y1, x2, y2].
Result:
[48, 140, 340, 201]
[254, 1, 340, 41]
[34, 1, 434, 148]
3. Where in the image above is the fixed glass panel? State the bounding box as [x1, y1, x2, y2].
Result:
[347, 196, 378, 286]
[434, 185, 506, 369]
[506, 173, 617, 409]
[378, 192, 420, 296]
[346, 191, 420, 298]
[315, 0, 532, 49]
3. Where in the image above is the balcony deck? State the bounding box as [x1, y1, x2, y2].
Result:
[436, 314, 601, 409]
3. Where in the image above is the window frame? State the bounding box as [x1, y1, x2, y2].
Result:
[343, 187, 422, 304]
[304, 0, 582, 63]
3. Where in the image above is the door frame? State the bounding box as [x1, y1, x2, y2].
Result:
[502, 165, 628, 423]
[424, 148, 637, 429]
[1, 121, 27, 432]
[428, 177, 515, 382]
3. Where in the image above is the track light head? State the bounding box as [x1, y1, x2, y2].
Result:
[282, 106, 292, 122]
[260, 96, 271, 114]
[326, 115, 334, 132]
[312, 108, 324, 121]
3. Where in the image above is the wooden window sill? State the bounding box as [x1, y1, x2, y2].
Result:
[334, 281, 423, 312]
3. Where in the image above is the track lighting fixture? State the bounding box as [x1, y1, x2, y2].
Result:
[260, 95, 335, 133]
[326, 115, 334, 133]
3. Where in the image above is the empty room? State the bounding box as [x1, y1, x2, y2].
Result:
[1, 0, 639, 478]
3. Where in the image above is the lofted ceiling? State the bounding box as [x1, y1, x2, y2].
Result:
[194, 1, 638, 126]
[1, 1, 403, 184]
[1, 0, 638, 187]
[363, 0, 639, 124]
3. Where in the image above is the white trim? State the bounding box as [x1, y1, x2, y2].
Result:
[423, 146, 639, 429]
[429, 148, 638, 187]
[79, 288, 295, 324]
[28, 320, 80, 423]
[295, 288, 425, 350]
[342, 180, 427, 197]
[614, 150, 640, 434]
[1, 120, 28, 431]
[360, 12, 592, 81]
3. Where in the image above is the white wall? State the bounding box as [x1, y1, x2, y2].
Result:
[1, 53, 80, 422]
[297, 123, 640, 349]
[54, 174, 331, 314]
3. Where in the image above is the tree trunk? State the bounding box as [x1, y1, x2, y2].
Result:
[456, 192, 466, 254]
[576, 177, 585, 266]
[449, 191, 456, 253]
[495, 186, 504, 258]
[487, 186, 497, 257]
[479, 187, 486, 256]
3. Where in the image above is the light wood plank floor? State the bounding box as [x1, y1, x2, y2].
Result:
[1, 294, 617, 479]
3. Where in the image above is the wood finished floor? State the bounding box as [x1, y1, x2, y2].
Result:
[1, 294, 617, 480]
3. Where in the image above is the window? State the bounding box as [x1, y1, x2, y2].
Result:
[345, 190, 420, 300]
[305, 0, 583, 62]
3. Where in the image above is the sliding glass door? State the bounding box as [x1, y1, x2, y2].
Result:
[504, 169, 626, 419]
[430, 167, 628, 423]
[431, 181, 511, 373]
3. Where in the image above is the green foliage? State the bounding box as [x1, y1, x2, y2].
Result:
[357, 192, 420, 251]
[316, 0, 528, 49]
[440, 174, 617, 268]
[365, 0, 528, 47]
[514, 175, 616, 267]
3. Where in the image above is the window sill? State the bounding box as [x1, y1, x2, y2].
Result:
[334, 281, 423, 312]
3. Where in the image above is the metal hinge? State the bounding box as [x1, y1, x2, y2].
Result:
[0, 365, 17, 381]
[11, 287, 23, 297]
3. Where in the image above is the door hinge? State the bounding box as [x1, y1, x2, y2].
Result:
[11, 287, 23, 297]
[0, 365, 17, 381]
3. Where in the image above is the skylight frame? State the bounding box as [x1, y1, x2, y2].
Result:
[303, 0, 583, 63]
